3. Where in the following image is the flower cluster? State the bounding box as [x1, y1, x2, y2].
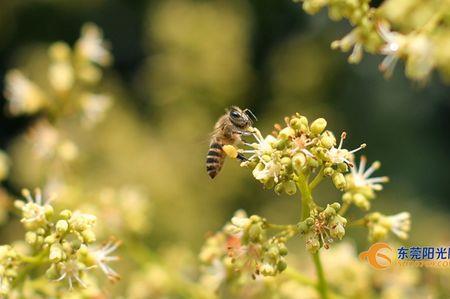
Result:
[200, 210, 294, 290]
[239, 114, 365, 195]
[342, 156, 389, 211]
[202, 111, 413, 296]
[0, 188, 121, 294]
[4, 23, 112, 126]
[299, 203, 347, 253]
[0, 245, 20, 296]
[293, 0, 450, 83]
[366, 212, 411, 242]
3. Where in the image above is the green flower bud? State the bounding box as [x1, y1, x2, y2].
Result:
[264, 178, 275, 190]
[310, 118, 327, 135]
[330, 215, 347, 240]
[274, 183, 284, 195]
[330, 202, 341, 211]
[342, 192, 352, 203]
[267, 245, 279, 258]
[36, 236, 44, 247]
[299, 116, 308, 127]
[250, 215, 261, 222]
[306, 234, 320, 253]
[307, 157, 319, 168]
[59, 209, 72, 219]
[260, 263, 276, 276]
[278, 243, 288, 256]
[44, 234, 56, 244]
[300, 123, 308, 133]
[284, 180, 297, 195]
[292, 153, 306, 172]
[330, 222, 346, 240]
[289, 118, 302, 130]
[305, 217, 314, 226]
[49, 244, 63, 262]
[275, 138, 288, 150]
[297, 221, 309, 234]
[248, 224, 263, 243]
[371, 225, 388, 242]
[337, 163, 348, 172]
[262, 155, 271, 163]
[353, 193, 370, 210]
[320, 131, 336, 149]
[281, 157, 291, 166]
[56, 220, 69, 233]
[277, 259, 287, 272]
[81, 229, 96, 243]
[44, 205, 54, 219]
[323, 205, 336, 217]
[25, 232, 37, 245]
[332, 172, 347, 191]
[279, 127, 295, 140]
[324, 166, 334, 176]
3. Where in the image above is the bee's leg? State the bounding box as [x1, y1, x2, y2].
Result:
[237, 153, 248, 162]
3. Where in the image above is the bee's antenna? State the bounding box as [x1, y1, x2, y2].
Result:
[244, 109, 257, 122]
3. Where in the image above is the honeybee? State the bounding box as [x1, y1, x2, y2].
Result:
[206, 106, 257, 179]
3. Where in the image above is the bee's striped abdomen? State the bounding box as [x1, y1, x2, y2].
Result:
[206, 142, 225, 179]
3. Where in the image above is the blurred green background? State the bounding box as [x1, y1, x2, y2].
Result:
[0, 0, 449, 272]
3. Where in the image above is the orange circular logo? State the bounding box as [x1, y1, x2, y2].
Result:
[359, 242, 393, 270]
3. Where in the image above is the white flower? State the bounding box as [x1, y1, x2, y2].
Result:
[377, 21, 407, 78]
[348, 156, 389, 191]
[16, 189, 54, 226]
[225, 210, 250, 236]
[4, 70, 46, 115]
[241, 128, 282, 182]
[252, 160, 282, 182]
[29, 121, 59, 159]
[90, 238, 121, 282]
[326, 132, 366, 166]
[331, 29, 364, 64]
[76, 23, 112, 66]
[54, 259, 92, 289]
[386, 212, 411, 240]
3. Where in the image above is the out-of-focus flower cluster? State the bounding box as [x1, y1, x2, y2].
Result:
[0, 189, 120, 297]
[366, 211, 411, 242]
[200, 210, 295, 291]
[4, 23, 112, 122]
[293, 0, 450, 83]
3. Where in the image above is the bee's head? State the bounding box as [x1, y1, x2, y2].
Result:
[228, 106, 256, 128]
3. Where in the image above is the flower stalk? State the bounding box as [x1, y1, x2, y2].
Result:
[298, 173, 329, 299]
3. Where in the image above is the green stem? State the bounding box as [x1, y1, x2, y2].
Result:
[309, 167, 325, 190]
[312, 252, 329, 299]
[338, 201, 350, 216]
[297, 177, 315, 220]
[348, 218, 366, 227]
[13, 250, 49, 288]
[298, 174, 329, 299]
